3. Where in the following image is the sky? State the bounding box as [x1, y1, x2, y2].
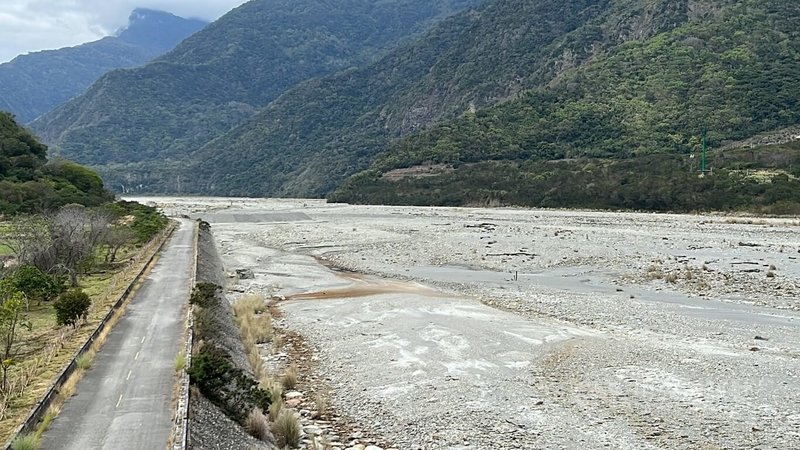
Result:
[0, 0, 250, 63]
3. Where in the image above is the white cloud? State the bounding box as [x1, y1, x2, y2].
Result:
[0, 0, 250, 63]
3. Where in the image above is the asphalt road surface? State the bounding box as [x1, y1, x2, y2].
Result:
[40, 219, 196, 450]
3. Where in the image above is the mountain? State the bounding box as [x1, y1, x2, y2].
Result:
[0, 112, 112, 214]
[0, 9, 207, 123]
[170, 0, 798, 210]
[184, 0, 691, 196]
[30, 0, 481, 192]
[330, 0, 800, 212]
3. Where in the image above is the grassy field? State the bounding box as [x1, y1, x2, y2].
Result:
[0, 227, 173, 444]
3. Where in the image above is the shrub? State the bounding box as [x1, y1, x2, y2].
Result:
[245, 407, 270, 441]
[272, 409, 301, 448]
[54, 289, 91, 327]
[193, 308, 217, 341]
[190, 283, 220, 308]
[12, 265, 61, 304]
[187, 343, 271, 423]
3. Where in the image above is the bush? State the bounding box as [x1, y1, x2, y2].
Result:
[53, 289, 91, 327]
[190, 283, 220, 308]
[188, 343, 272, 423]
[12, 265, 62, 303]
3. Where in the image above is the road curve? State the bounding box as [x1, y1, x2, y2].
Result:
[40, 218, 196, 450]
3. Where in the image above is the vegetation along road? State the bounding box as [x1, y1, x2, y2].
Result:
[39, 219, 196, 450]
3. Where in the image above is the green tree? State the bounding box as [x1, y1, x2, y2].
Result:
[53, 289, 91, 327]
[12, 265, 61, 306]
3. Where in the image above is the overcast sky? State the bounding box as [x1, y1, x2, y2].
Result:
[0, 0, 250, 63]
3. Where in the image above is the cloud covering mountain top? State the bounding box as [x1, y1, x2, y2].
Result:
[0, 0, 248, 63]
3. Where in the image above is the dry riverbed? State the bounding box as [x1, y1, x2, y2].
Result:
[144, 197, 800, 449]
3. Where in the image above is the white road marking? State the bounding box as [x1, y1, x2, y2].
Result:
[116, 394, 123, 408]
[134, 351, 140, 360]
[141, 336, 146, 344]
[126, 370, 132, 380]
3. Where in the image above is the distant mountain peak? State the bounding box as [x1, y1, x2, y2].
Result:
[0, 7, 207, 123]
[116, 8, 208, 53]
[128, 8, 179, 23]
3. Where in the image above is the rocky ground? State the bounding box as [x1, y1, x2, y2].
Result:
[143, 197, 800, 449]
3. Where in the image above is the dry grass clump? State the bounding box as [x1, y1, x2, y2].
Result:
[260, 377, 283, 402]
[272, 334, 285, 353]
[246, 343, 267, 380]
[646, 265, 664, 280]
[272, 409, 301, 448]
[174, 352, 186, 373]
[233, 294, 275, 379]
[268, 397, 284, 422]
[725, 217, 768, 225]
[281, 365, 298, 390]
[75, 352, 93, 370]
[10, 433, 38, 450]
[235, 295, 273, 344]
[314, 392, 329, 418]
[244, 407, 270, 441]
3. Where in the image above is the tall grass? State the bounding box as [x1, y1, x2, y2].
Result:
[281, 365, 298, 391]
[272, 409, 300, 448]
[234, 295, 273, 344]
[233, 294, 274, 379]
[244, 407, 270, 441]
[10, 434, 38, 450]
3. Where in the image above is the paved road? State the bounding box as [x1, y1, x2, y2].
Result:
[41, 219, 196, 450]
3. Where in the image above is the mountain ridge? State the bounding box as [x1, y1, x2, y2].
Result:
[31, 0, 482, 179]
[0, 9, 206, 123]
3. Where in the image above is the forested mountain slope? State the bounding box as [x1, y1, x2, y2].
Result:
[30, 0, 480, 192]
[167, 0, 696, 195]
[0, 112, 112, 214]
[0, 9, 206, 123]
[330, 0, 800, 211]
[184, 0, 797, 199]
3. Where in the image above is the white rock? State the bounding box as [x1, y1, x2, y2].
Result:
[304, 425, 323, 435]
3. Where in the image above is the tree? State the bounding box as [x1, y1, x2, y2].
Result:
[0, 278, 30, 392]
[11, 265, 61, 306]
[0, 215, 53, 271]
[102, 226, 135, 263]
[53, 289, 91, 327]
[51, 205, 110, 285]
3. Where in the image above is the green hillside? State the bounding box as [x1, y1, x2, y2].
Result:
[330, 141, 800, 214]
[173, 0, 697, 196]
[330, 0, 800, 211]
[0, 112, 112, 214]
[0, 9, 206, 123]
[171, 0, 797, 203]
[30, 0, 480, 191]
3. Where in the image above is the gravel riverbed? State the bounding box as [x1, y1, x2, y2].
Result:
[142, 197, 800, 449]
